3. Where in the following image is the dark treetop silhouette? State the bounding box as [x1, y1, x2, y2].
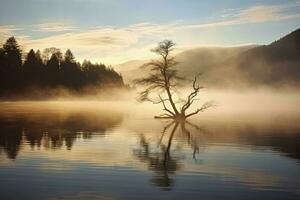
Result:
[0, 37, 125, 98]
[135, 40, 213, 120]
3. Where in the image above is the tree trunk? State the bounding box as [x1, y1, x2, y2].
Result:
[166, 86, 179, 115]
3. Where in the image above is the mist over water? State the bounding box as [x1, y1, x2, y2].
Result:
[0, 89, 300, 200]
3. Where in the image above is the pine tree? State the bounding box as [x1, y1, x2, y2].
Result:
[2, 37, 22, 89]
[45, 54, 60, 86]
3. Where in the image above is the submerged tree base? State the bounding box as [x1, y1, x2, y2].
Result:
[154, 100, 214, 120]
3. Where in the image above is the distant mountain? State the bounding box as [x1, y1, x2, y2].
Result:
[116, 28, 300, 88]
[116, 45, 256, 84]
[234, 28, 300, 86]
[172, 45, 258, 87]
[115, 60, 148, 83]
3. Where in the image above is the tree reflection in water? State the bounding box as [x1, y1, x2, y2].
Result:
[134, 120, 205, 190]
[0, 110, 123, 159]
[134, 117, 300, 190]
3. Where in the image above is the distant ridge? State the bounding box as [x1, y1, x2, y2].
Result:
[117, 28, 300, 88]
[235, 28, 300, 85]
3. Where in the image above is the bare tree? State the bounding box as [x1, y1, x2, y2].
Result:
[135, 40, 213, 120]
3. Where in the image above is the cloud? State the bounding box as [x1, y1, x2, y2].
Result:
[23, 27, 141, 49]
[168, 1, 300, 31]
[35, 22, 77, 32]
[22, 23, 169, 50]
[219, 2, 300, 25]
[168, 1, 300, 32]
[1, 1, 300, 64]
[0, 25, 20, 33]
[17, 24, 167, 64]
[0, 25, 23, 42]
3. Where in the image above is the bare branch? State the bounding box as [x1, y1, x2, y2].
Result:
[151, 40, 176, 58]
[141, 60, 164, 71]
[180, 75, 204, 113]
[134, 74, 165, 87]
[151, 98, 170, 104]
[154, 115, 174, 119]
[158, 95, 175, 116]
[185, 101, 214, 118]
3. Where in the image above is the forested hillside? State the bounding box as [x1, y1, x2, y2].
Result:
[0, 37, 125, 98]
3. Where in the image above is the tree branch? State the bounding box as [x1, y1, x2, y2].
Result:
[181, 75, 204, 113]
[185, 101, 214, 118]
[158, 95, 175, 116]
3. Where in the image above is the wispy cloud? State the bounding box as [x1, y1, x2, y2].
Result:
[35, 22, 77, 32]
[0, 25, 23, 41]
[19, 23, 169, 64]
[24, 26, 142, 49]
[175, 1, 300, 30]
[0, 25, 21, 33]
[219, 1, 300, 25]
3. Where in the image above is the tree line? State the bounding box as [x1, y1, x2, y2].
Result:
[0, 37, 125, 96]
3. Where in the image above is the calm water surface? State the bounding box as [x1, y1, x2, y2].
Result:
[0, 101, 300, 200]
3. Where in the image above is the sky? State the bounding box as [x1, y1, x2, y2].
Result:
[0, 0, 300, 65]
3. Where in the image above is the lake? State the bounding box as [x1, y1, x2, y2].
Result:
[0, 100, 300, 200]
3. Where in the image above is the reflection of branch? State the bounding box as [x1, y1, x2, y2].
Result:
[164, 122, 179, 164]
[180, 120, 191, 144]
[185, 120, 201, 131]
[180, 120, 207, 161]
[158, 121, 175, 146]
[160, 120, 206, 163]
[193, 147, 199, 160]
[186, 120, 210, 137]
